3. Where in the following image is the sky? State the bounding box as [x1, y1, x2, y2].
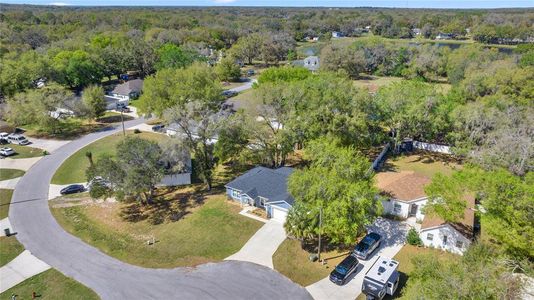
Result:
[2, 0, 533, 8]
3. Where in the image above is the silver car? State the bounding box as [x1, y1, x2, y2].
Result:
[8, 134, 30, 145]
[0, 147, 16, 157]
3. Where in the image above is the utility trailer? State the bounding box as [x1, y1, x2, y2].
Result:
[361, 256, 400, 300]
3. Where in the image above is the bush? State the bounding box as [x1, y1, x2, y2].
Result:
[407, 227, 423, 246]
[133, 128, 141, 134]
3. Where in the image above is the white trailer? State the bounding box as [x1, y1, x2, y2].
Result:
[361, 256, 400, 300]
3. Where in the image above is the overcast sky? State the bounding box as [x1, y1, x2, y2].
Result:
[2, 0, 533, 8]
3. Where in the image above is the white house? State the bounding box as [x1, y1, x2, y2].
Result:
[332, 31, 344, 38]
[376, 171, 430, 222]
[419, 196, 475, 255]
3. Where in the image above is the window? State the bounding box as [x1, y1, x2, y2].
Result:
[393, 203, 402, 213]
[426, 233, 434, 241]
[456, 241, 463, 248]
[231, 189, 240, 199]
[260, 198, 265, 207]
[443, 235, 448, 244]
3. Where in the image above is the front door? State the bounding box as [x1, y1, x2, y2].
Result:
[409, 204, 418, 217]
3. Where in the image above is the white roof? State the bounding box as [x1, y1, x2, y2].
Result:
[364, 256, 399, 284]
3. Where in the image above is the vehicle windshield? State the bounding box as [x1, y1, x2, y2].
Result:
[355, 242, 370, 252]
[335, 265, 348, 275]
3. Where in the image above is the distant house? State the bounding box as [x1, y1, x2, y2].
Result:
[332, 31, 344, 38]
[225, 166, 294, 222]
[305, 36, 319, 42]
[49, 96, 84, 119]
[165, 123, 219, 145]
[303, 56, 320, 72]
[436, 33, 454, 40]
[420, 196, 475, 255]
[376, 171, 430, 222]
[111, 79, 143, 101]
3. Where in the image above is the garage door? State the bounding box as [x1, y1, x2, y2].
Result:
[271, 206, 288, 222]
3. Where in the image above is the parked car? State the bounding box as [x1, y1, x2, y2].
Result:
[0, 132, 9, 144]
[118, 106, 131, 113]
[353, 232, 382, 260]
[7, 134, 30, 145]
[0, 147, 16, 157]
[329, 254, 360, 285]
[222, 90, 238, 98]
[60, 184, 86, 195]
[151, 124, 165, 132]
[247, 69, 255, 76]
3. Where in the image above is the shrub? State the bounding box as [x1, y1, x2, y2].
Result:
[407, 227, 423, 246]
[133, 128, 141, 134]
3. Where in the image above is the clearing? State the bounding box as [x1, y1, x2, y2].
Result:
[225, 89, 262, 116]
[381, 151, 462, 179]
[50, 193, 263, 268]
[52, 131, 165, 185]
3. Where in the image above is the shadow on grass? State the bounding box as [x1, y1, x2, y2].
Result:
[96, 114, 134, 124]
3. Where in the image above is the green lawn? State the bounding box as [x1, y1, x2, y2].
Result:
[273, 238, 349, 286]
[0, 169, 25, 181]
[0, 189, 14, 219]
[356, 245, 456, 299]
[52, 131, 165, 185]
[50, 194, 263, 268]
[6, 144, 44, 159]
[0, 269, 99, 300]
[226, 89, 262, 116]
[0, 236, 25, 267]
[383, 151, 462, 178]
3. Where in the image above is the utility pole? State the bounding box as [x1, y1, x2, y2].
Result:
[120, 109, 126, 136]
[318, 205, 322, 261]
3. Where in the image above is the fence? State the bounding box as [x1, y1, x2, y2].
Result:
[368, 143, 390, 175]
[413, 141, 452, 154]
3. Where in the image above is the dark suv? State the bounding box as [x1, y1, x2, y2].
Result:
[353, 232, 382, 260]
[329, 254, 359, 285]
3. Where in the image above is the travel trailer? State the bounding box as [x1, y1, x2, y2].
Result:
[361, 256, 400, 300]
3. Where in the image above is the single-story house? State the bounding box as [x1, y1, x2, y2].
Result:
[111, 79, 143, 101]
[376, 171, 431, 222]
[225, 166, 294, 222]
[165, 123, 219, 145]
[420, 196, 475, 255]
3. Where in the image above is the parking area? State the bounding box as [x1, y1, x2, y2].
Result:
[306, 218, 409, 300]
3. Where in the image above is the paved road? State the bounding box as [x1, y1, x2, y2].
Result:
[9, 119, 311, 300]
[227, 78, 257, 93]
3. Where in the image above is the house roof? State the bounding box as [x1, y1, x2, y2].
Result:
[112, 79, 143, 96]
[375, 171, 431, 202]
[225, 166, 295, 205]
[303, 56, 320, 71]
[421, 195, 476, 239]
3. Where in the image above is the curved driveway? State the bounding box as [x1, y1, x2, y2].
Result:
[9, 119, 311, 300]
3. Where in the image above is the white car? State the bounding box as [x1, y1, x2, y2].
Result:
[7, 134, 30, 145]
[0, 132, 9, 143]
[0, 147, 16, 157]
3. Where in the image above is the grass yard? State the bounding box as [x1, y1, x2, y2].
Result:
[353, 76, 404, 93]
[0, 236, 25, 267]
[0, 169, 25, 181]
[225, 89, 262, 116]
[52, 131, 165, 184]
[356, 245, 457, 299]
[50, 193, 263, 268]
[6, 144, 44, 159]
[0, 269, 99, 300]
[273, 238, 350, 286]
[0, 189, 14, 219]
[382, 151, 462, 178]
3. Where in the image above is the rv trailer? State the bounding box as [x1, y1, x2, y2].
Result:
[361, 256, 399, 300]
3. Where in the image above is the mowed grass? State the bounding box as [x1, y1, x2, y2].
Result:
[273, 238, 350, 286]
[0, 189, 14, 219]
[355, 245, 457, 299]
[5, 144, 44, 159]
[50, 194, 263, 268]
[52, 131, 165, 185]
[225, 89, 261, 116]
[0, 269, 99, 300]
[383, 151, 462, 178]
[0, 236, 25, 267]
[0, 169, 25, 181]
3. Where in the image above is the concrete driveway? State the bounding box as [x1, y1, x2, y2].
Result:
[306, 218, 409, 300]
[225, 219, 286, 269]
[27, 137, 69, 153]
[0, 250, 51, 293]
[0, 157, 42, 171]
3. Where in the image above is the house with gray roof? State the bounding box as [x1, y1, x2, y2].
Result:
[225, 166, 294, 222]
[111, 79, 143, 100]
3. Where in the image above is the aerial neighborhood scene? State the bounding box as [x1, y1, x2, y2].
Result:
[0, 0, 533, 299]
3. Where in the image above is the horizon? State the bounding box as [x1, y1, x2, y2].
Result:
[2, 1, 533, 9]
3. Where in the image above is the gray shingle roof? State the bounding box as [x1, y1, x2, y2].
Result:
[225, 166, 295, 206]
[112, 79, 143, 96]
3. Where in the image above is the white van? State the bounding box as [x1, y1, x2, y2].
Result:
[8, 134, 30, 145]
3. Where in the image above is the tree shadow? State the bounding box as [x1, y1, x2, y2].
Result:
[96, 114, 134, 124]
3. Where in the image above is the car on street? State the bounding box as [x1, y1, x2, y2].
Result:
[353, 232, 382, 260]
[151, 124, 165, 132]
[60, 184, 86, 195]
[7, 134, 30, 145]
[222, 90, 238, 98]
[0, 147, 16, 157]
[329, 254, 360, 285]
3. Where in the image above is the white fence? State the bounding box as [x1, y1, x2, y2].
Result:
[413, 141, 452, 154]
